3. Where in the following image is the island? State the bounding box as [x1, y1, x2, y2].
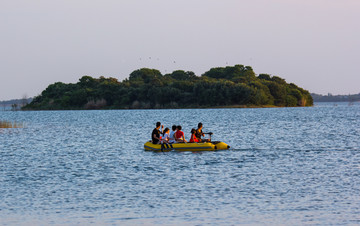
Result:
[23, 64, 313, 110]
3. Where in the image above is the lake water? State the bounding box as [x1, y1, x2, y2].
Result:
[0, 103, 359, 225]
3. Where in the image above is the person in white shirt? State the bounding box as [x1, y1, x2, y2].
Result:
[161, 128, 170, 143]
[168, 125, 177, 143]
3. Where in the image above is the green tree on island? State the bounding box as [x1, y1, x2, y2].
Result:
[23, 64, 313, 110]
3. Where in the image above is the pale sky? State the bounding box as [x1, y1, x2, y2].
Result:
[1, 0, 359, 100]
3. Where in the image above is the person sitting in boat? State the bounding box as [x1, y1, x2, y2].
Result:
[195, 122, 210, 142]
[161, 127, 170, 143]
[152, 122, 163, 144]
[175, 125, 187, 143]
[169, 125, 177, 143]
[189, 128, 200, 143]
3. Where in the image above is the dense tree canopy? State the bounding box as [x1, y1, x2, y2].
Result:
[23, 65, 313, 110]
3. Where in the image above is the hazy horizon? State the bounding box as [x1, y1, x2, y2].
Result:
[1, 0, 359, 101]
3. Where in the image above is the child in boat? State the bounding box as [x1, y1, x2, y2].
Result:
[175, 125, 187, 143]
[189, 128, 199, 143]
[161, 128, 170, 143]
[169, 125, 177, 143]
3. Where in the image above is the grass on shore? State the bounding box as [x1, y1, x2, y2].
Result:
[0, 120, 24, 128]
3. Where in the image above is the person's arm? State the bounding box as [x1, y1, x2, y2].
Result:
[160, 125, 164, 134]
[153, 133, 160, 142]
[182, 134, 187, 143]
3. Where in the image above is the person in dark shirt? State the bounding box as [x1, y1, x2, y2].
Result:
[195, 122, 210, 142]
[152, 122, 163, 144]
[195, 122, 204, 140]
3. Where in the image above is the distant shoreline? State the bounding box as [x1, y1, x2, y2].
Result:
[2, 102, 357, 112]
[311, 93, 360, 102]
[17, 104, 313, 112]
[0, 98, 33, 111]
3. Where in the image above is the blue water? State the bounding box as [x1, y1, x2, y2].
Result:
[0, 103, 359, 225]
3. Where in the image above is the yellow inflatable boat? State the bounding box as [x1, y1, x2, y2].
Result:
[144, 141, 230, 152]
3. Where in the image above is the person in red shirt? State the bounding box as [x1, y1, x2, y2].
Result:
[189, 128, 199, 143]
[175, 125, 187, 143]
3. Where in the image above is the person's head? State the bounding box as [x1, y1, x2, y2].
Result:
[177, 125, 182, 131]
[198, 122, 203, 129]
[156, 122, 161, 128]
[164, 127, 170, 134]
[191, 128, 196, 134]
[172, 125, 177, 131]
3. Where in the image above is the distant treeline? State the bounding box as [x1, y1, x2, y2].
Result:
[0, 98, 33, 111]
[23, 64, 313, 110]
[311, 93, 360, 102]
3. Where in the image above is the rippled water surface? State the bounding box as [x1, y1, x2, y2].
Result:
[1, 103, 359, 225]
